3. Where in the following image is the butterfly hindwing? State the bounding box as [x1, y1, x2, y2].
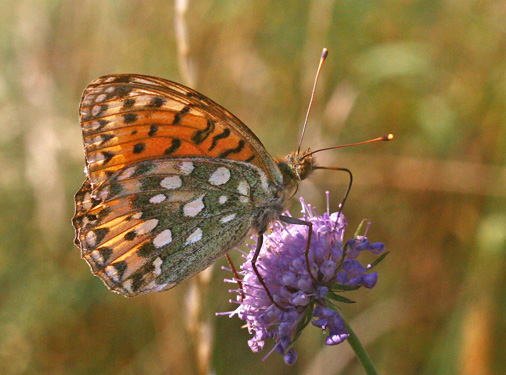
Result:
[73, 157, 275, 296]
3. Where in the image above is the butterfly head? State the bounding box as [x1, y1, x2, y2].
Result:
[278, 149, 315, 182]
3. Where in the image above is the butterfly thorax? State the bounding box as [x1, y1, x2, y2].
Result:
[248, 151, 313, 235]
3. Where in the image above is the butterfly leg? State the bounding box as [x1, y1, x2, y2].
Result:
[251, 232, 287, 311]
[279, 215, 318, 283]
[225, 254, 244, 300]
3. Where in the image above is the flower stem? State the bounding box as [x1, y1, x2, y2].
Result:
[341, 314, 378, 375]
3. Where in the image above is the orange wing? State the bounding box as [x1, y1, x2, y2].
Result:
[79, 74, 283, 189]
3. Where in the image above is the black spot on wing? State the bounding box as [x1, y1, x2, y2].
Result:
[192, 119, 215, 145]
[100, 133, 114, 144]
[208, 128, 230, 151]
[133, 142, 146, 154]
[148, 97, 166, 108]
[173, 106, 190, 125]
[123, 98, 136, 109]
[96, 119, 109, 131]
[113, 75, 133, 83]
[124, 113, 138, 124]
[124, 231, 137, 241]
[186, 91, 205, 100]
[115, 86, 133, 98]
[148, 125, 158, 137]
[90, 197, 102, 207]
[113, 261, 127, 277]
[164, 138, 181, 155]
[131, 273, 144, 292]
[93, 227, 110, 244]
[218, 140, 245, 158]
[98, 247, 112, 262]
[86, 214, 98, 221]
[98, 207, 112, 219]
[101, 151, 114, 165]
[138, 242, 155, 258]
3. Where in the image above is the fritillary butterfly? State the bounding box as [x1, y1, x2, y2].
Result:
[73, 50, 391, 297]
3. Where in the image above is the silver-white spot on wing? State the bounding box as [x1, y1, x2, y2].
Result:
[136, 219, 159, 235]
[161, 175, 183, 189]
[185, 227, 203, 245]
[237, 180, 250, 204]
[220, 213, 236, 223]
[153, 257, 163, 276]
[104, 265, 120, 282]
[149, 194, 166, 204]
[153, 229, 173, 248]
[180, 161, 194, 175]
[91, 105, 101, 116]
[132, 212, 143, 220]
[123, 279, 134, 293]
[90, 249, 104, 265]
[183, 195, 205, 217]
[90, 121, 101, 131]
[208, 167, 231, 186]
[237, 180, 249, 196]
[118, 166, 137, 180]
[85, 231, 97, 247]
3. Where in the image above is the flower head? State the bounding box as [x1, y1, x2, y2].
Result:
[221, 193, 386, 365]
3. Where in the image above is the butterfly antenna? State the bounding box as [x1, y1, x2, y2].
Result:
[297, 48, 329, 156]
[302, 133, 394, 159]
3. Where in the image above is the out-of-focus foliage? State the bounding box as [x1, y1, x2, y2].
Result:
[0, 1, 505, 374]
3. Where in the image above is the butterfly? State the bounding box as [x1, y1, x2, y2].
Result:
[73, 51, 392, 298]
[72, 72, 317, 296]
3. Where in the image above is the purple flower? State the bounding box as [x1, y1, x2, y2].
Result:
[337, 260, 379, 289]
[346, 235, 385, 259]
[221, 193, 386, 365]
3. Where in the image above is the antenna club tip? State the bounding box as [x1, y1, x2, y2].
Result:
[322, 48, 329, 59]
[384, 133, 394, 141]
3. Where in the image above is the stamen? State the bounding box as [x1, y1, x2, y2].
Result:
[262, 342, 281, 362]
[364, 221, 372, 236]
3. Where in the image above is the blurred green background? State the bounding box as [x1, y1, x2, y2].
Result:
[1, 0, 505, 374]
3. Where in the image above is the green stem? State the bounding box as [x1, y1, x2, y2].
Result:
[341, 314, 378, 375]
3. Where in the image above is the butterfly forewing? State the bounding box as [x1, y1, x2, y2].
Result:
[79, 74, 283, 188]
